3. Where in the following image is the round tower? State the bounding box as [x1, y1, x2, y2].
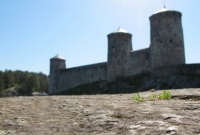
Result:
[107, 28, 132, 82]
[48, 54, 66, 94]
[149, 7, 185, 69]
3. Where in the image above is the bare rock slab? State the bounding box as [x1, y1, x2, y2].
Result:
[0, 89, 200, 134]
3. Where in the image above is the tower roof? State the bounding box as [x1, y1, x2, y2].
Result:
[51, 54, 65, 60]
[110, 27, 129, 34]
[154, 7, 176, 14]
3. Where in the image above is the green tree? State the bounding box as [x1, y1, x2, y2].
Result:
[0, 72, 5, 91]
[4, 70, 15, 88]
[0, 70, 48, 95]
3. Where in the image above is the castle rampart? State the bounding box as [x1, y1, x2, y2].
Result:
[56, 62, 107, 94]
[48, 7, 189, 94]
[125, 48, 150, 76]
[150, 64, 200, 77]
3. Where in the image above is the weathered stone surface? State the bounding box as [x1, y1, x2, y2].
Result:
[0, 89, 200, 134]
[0, 130, 6, 135]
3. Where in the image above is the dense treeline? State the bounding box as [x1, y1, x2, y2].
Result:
[0, 70, 48, 95]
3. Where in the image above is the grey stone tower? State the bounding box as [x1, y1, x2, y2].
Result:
[48, 54, 66, 94]
[149, 7, 185, 69]
[107, 28, 132, 81]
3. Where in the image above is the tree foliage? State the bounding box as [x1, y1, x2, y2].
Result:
[0, 70, 48, 95]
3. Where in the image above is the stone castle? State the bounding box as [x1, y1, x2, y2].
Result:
[49, 7, 186, 94]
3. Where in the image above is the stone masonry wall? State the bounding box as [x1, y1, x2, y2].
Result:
[151, 64, 200, 77]
[128, 48, 150, 76]
[57, 62, 107, 93]
[149, 11, 185, 69]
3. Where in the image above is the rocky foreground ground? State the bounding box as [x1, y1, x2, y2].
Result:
[0, 89, 200, 135]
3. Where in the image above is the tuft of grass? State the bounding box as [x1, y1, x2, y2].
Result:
[132, 92, 145, 102]
[150, 93, 157, 101]
[158, 90, 172, 100]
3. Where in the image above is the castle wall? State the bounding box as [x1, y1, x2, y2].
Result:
[49, 9, 189, 94]
[57, 62, 107, 93]
[151, 64, 200, 77]
[128, 48, 150, 76]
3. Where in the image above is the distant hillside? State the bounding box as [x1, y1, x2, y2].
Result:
[0, 70, 48, 96]
[58, 73, 200, 95]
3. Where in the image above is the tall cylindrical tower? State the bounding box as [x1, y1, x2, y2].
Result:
[107, 28, 132, 82]
[149, 7, 185, 69]
[48, 54, 66, 94]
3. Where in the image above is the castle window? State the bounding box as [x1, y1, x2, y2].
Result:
[170, 39, 173, 43]
[174, 34, 177, 37]
[160, 40, 163, 43]
[91, 75, 93, 78]
[53, 83, 55, 86]
[174, 19, 177, 22]
[99, 77, 101, 80]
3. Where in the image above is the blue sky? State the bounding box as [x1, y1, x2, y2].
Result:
[0, 0, 200, 75]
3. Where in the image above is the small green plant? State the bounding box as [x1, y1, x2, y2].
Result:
[132, 92, 145, 102]
[150, 93, 157, 101]
[158, 90, 172, 100]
